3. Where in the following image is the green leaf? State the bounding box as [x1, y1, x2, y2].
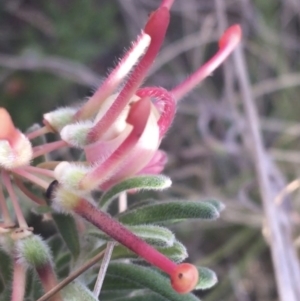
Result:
[100, 290, 135, 300]
[89, 224, 175, 248]
[47, 234, 64, 258]
[104, 263, 199, 301]
[196, 267, 218, 290]
[157, 240, 187, 263]
[117, 294, 167, 301]
[25, 270, 43, 300]
[90, 238, 187, 263]
[202, 200, 225, 213]
[0, 249, 12, 286]
[62, 281, 97, 301]
[118, 200, 219, 225]
[129, 225, 175, 248]
[101, 290, 167, 301]
[52, 213, 80, 259]
[99, 175, 171, 211]
[101, 273, 142, 290]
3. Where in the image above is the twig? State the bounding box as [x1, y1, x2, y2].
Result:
[92, 192, 127, 298]
[93, 242, 116, 297]
[275, 178, 300, 205]
[252, 73, 300, 99]
[36, 250, 105, 301]
[233, 43, 300, 301]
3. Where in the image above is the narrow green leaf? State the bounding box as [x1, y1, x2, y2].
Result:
[47, 234, 64, 258]
[101, 290, 167, 301]
[25, 270, 43, 299]
[104, 263, 199, 301]
[196, 267, 218, 290]
[101, 273, 142, 290]
[100, 290, 135, 300]
[89, 224, 175, 248]
[52, 213, 80, 259]
[129, 225, 175, 248]
[62, 281, 97, 300]
[118, 201, 219, 225]
[116, 294, 167, 301]
[157, 240, 188, 263]
[90, 237, 186, 263]
[110, 245, 136, 260]
[120, 199, 159, 212]
[202, 199, 225, 213]
[99, 175, 171, 211]
[0, 249, 12, 286]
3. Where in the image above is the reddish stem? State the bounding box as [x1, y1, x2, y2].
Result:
[11, 260, 26, 301]
[88, 7, 170, 143]
[26, 126, 50, 140]
[1, 171, 28, 228]
[23, 166, 55, 178]
[12, 169, 50, 190]
[32, 140, 67, 159]
[74, 197, 177, 275]
[171, 24, 242, 101]
[14, 176, 46, 205]
[37, 264, 62, 301]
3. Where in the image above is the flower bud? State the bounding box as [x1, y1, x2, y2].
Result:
[54, 161, 90, 191]
[43, 107, 78, 132]
[15, 234, 52, 269]
[60, 121, 93, 147]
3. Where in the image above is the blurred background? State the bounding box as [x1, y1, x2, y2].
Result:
[1, 0, 300, 300]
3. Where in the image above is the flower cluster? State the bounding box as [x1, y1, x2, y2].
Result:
[0, 0, 241, 298]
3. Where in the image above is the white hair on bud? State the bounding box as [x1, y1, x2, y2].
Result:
[43, 107, 78, 132]
[51, 185, 95, 216]
[54, 162, 92, 192]
[60, 120, 93, 148]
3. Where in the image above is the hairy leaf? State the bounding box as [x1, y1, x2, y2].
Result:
[157, 240, 188, 263]
[89, 224, 175, 248]
[62, 281, 97, 300]
[196, 267, 218, 290]
[104, 263, 199, 301]
[202, 200, 225, 213]
[99, 175, 171, 211]
[118, 200, 219, 225]
[52, 213, 80, 259]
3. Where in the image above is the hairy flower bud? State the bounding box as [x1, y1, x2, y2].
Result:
[43, 107, 78, 132]
[54, 162, 91, 192]
[60, 121, 93, 147]
[15, 234, 52, 269]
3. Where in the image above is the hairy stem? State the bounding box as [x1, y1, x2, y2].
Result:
[10, 260, 26, 301]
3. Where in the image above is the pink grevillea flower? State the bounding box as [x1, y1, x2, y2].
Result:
[42, 5, 241, 193]
[0, 0, 242, 295]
